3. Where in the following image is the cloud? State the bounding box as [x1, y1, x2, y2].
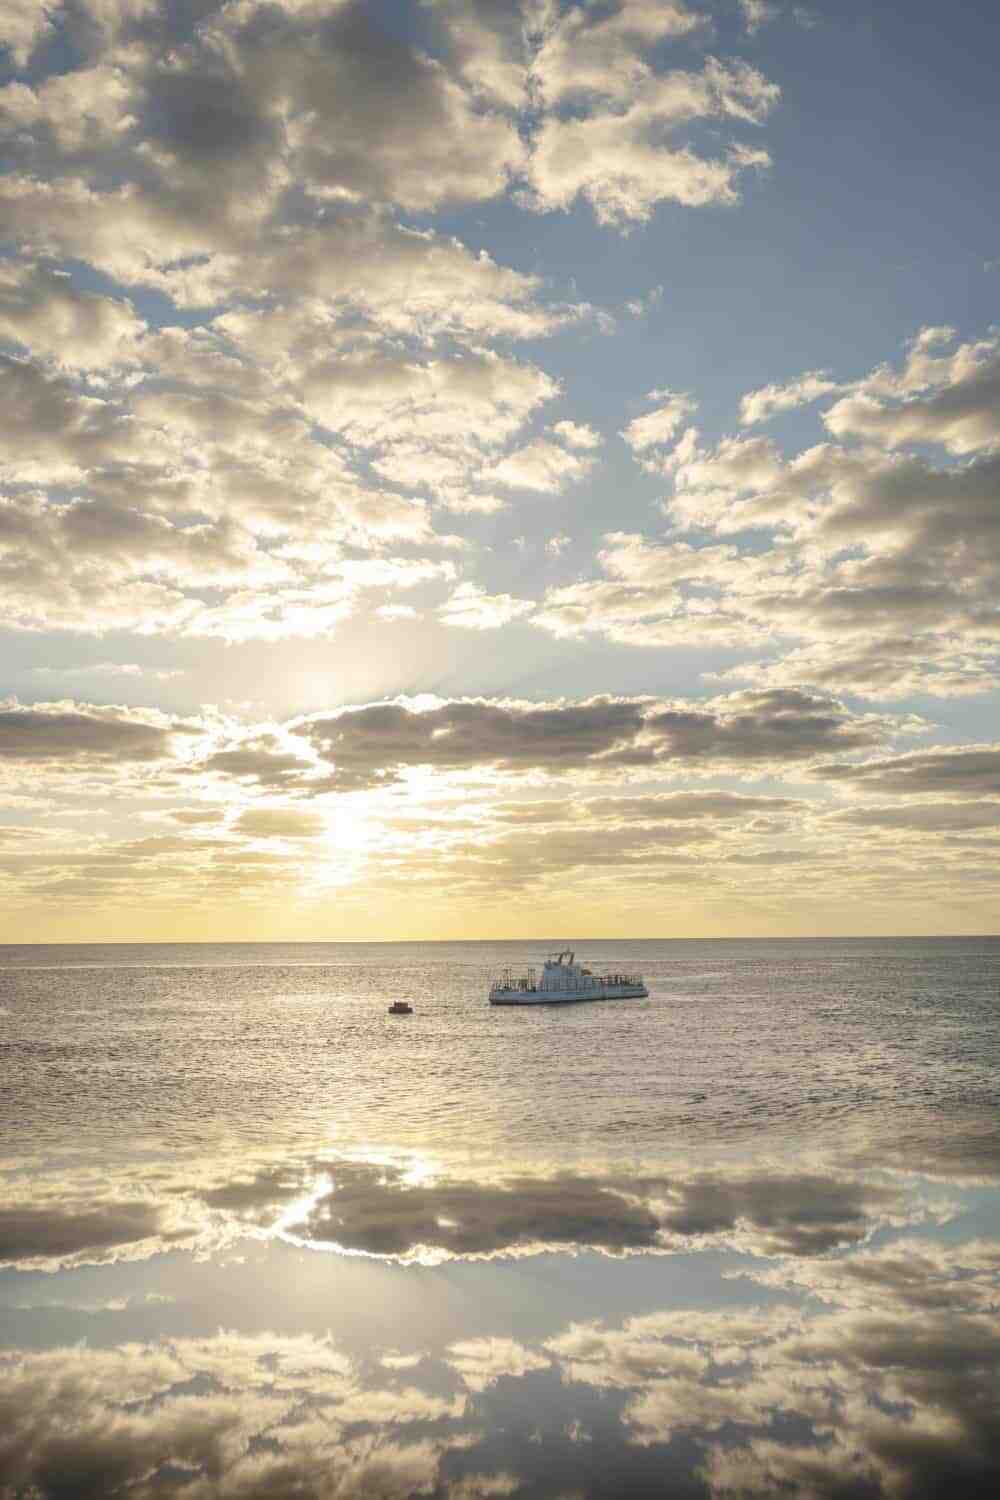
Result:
[739, 369, 840, 425]
[0, 7, 616, 652]
[6, 687, 888, 822]
[168, 808, 226, 826]
[232, 808, 326, 840]
[0, 700, 179, 763]
[285, 1165, 666, 1260]
[0, 481, 454, 638]
[826, 801, 1000, 833]
[529, 0, 707, 109]
[178, 1153, 909, 1265]
[229, 0, 524, 213]
[739, 0, 779, 33]
[824, 330, 1000, 454]
[5, 1280, 999, 1500]
[432, 0, 531, 110]
[543, 329, 1000, 698]
[580, 790, 804, 821]
[0, 353, 134, 483]
[211, 213, 584, 338]
[649, 1169, 901, 1256]
[446, 1338, 550, 1392]
[550, 420, 601, 450]
[659, 430, 787, 523]
[538, 1237, 1000, 1498]
[0, 0, 783, 673]
[522, 5, 779, 224]
[525, 60, 777, 226]
[298, 696, 649, 788]
[482, 432, 596, 494]
[199, 735, 316, 789]
[713, 637, 1000, 702]
[0, 263, 144, 369]
[546, 1315, 713, 1392]
[641, 688, 897, 765]
[814, 745, 1000, 798]
[0, 0, 55, 65]
[2, 1, 524, 225]
[621, 390, 697, 451]
[7, 681, 977, 922]
[745, 1237, 1000, 1316]
[294, 689, 896, 795]
[0, 1201, 162, 1267]
[0, 1333, 459, 1500]
[288, 347, 557, 452]
[437, 584, 535, 631]
[31, 662, 183, 681]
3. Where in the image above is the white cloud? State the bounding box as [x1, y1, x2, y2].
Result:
[824, 330, 1000, 454]
[661, 431, 788, 529]
[484, 435, 595, 493]
[0, 263, 145, 370]
[621, 390, 698, 450]
[530, 1, 707, 108]
[446, 1337, 549, 1392]
[0, 480, 453, 638]
[739, 370, 840, 425]
[0, 0, 55, 66]
[0, 0, 784, 673]
[31, 662, 183, 682]
[739, 0, 779, 33]
[525, 62, 776, 225]
[551, 419, 602, 450]
[437, 583, 535, 630]
[536, 325, 1000, 699]
[290, 348, 557, 452]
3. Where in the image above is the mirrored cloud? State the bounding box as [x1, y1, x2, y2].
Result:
[0, 1200, 162, 1267]
[3, 1215, 999, 1500]
[182, 1156, 911, 1265]
[0, 1332, 463, 1500]
[0, 1144, 927, 1274]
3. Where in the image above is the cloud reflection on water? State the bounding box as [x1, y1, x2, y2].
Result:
[2, 1227, 1000, 1497]
[1, 1124, 998, 1495]
[0, 1152, 934, 1272]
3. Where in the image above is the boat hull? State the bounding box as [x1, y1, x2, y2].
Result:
[490, 984, 647, 1006]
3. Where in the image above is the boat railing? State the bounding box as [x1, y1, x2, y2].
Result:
[489, 966, 645, 994]
[490, 967, 537, 994]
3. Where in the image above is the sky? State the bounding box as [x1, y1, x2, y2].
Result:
[0, 0, 998, 941]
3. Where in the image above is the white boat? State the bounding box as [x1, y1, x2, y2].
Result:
[488, 950, 647, 1006]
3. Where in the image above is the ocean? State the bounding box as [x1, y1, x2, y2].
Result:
[2, 937, 999, 1497]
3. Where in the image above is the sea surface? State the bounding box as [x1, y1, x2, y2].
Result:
[2, 937, 999, 1498]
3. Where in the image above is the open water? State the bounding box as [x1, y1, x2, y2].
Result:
[2, 937, 999, 1497]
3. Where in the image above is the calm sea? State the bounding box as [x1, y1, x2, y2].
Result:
[2, 937, 999, 1497]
